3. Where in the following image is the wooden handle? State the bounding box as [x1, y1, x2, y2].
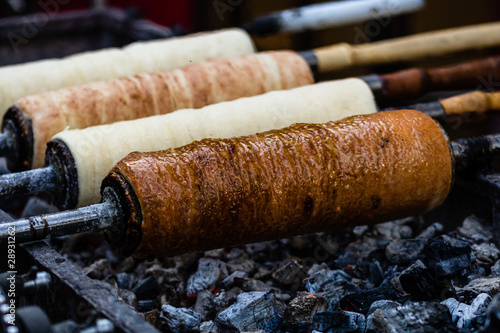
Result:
[441, 91, 500, 115]
[380, 55, 500, 100]
[314, 21, 500, 73]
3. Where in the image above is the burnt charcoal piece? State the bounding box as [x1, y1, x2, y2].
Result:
[366, 301, 458, 333]
[272, 259, 308, 290]
[132, 275, 160, 300]
[245, 241, 285, 262]
[215, 291, 285, 333]
[226, 257, 255, 275]
[339, 284, 398, 314]
[368, 261, 384, 286]
[116, 272, 133, 289]
[399, 260, 453, 301]
[491, 260, 500, 277]
[160, 304, 202, 333]
[367, 300, 401, 316]
[335, 251, 357, 268]
[374, 219, 414, 240]
[21, 197, 58, 217]
[471, 243, 500, 267]
[441, 293, 491, 329]
[237, 278, 270, 292]
[424, 237, 472, 276]
[483, 294, 500, 333]
[187, 258, 228, 296]
[222, 271, 248, 289]
[304, 266, 352, 294]
[312, 311, 366, 333]
[416, 222, 444, 240]
[137, 299, 156, 312]
[457, 216, 493, 244]
[200, 320, 219, 333]
[82, 258, 112, 280]
[283, 292, 328, 331]
[461, 277, 500, 297]
[194, 290, 215, 322]
[385, 239, 425, 265]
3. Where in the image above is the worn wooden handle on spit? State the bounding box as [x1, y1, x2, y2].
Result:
[314, 21, 500, 73]
[380, 55, 500, 100]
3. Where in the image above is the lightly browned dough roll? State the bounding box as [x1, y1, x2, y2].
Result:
[13, 51, 313, 169]
[106, 110, 453, 259]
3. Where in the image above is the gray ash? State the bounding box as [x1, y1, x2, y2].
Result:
[46, 210, 500, 333]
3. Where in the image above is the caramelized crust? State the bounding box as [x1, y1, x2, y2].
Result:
[108, 110, 453, 258]
[16, 51, 313, 168]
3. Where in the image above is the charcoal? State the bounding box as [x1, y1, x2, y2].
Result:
[346, 237, 384, 261]
[205, 249, 225, 258]
[491, 260, 500, 277]
[283, 291, 328, 329]
[21, 197, 58, 217]
[194, 290, 215, 321]
[215, 291, 285, 333]
[305, 267, 351, 294]
[467, 266, 487, 283]
[374, 218, 414, 240]
[161, 284, 181, 308]
[117, 256, 137, 273]
[116, 272, 133, 289]
[335, 251, 357, 268]
[213, 290, 237, 313]
[108, 279, 138, 308]
[272, 259, 308, 290]
[385, 239, 425, 265]
[137, 299, 156, 312]
[175, 252, 201, 274]
[237, 278, 271, 292]
[457, 216, 493, 243]
[312, 311, 366, 333]
[224, 248, 247, 260]
[222, 271, 248, 289]
[254, 266, 272, 280]
[339, 284, 398, 313]
[416, 222, 444, 240]
[352, 226, 369, 237]
[424, 237, 472, 276]
[482, 294, 500, 333]
[399, 260, 453, 301]
[441, 293, 491, 329]
[245, 241, 284, 262]
[472, 243, 500, 266]
[132, 275, 161, 300]
[160, 304, 201, 333]
[82, 258, 111, 280]
[368, 261, 384, 286]
[367, 300, 401, 316]
[200, 320, 219, 333]
[145, 264, 182, 285]
[144, 309, 161, 329]
[275, 290, 293, 303]
[366, 301, 458, 333]
[186, 258, 228, 296]
[461, 277, 500, 297]
[226, 257, 255, 275]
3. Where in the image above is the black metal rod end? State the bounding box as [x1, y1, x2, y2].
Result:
[0, 166, 58, 199]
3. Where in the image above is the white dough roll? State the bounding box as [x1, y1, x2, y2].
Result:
[0, 28, 255, 114]
[53, 78, 377, 207]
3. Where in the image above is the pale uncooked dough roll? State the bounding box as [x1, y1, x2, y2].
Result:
[53, 78, 377, 207]
[16, 51, 312, 169]
[0, 28, 255, 114]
